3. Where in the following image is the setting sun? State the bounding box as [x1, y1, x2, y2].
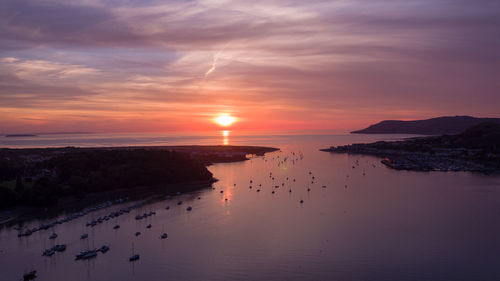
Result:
[214, 114, 237, 127]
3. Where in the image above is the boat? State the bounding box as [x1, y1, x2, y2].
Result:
[75, 250, 96, 260]
[82, 251, 97, 259]
[53, 244, 66, 252]
[42, 249, 55, 256]
[129, 254, 140, 262]
[99, 245, 110, 253]
[23, 270, 37, 281]
[75, 250, 89, 260]
[129, 242, 139, 261]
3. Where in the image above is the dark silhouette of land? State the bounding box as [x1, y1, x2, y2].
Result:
[3, 132, 91, 137]
[352, 116, 500, 135]
[323, 122, 500, 172]
[0, 145, 278, 217]
[5, 134, 37, 138]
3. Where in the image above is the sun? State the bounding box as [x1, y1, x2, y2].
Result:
[214, 114, 237, 127]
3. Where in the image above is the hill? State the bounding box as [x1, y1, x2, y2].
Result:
[351, 116, 500, 135]
[413, 122, 500, 152]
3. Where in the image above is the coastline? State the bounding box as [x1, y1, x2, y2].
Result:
[322, 122, 500, 173]
[0, 179, 216, 227]
[321, 142, 499, 173]
[321, 145, 496, 173]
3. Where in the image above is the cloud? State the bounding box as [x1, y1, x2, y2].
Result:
[1, 57, 100, 79]
[1, 0, 499, 133]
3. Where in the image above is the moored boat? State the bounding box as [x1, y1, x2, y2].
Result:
[23, 270, 37, 281]
[129, 254, 140, 262]
[98, 245, 110, 253]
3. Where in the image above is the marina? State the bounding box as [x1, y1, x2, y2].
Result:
[1, 134, 500, 280]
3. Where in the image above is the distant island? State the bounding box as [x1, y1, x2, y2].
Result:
[322, 122, 500, 173]
[5, 134, 37, 138]
[0, 145, 278, 222]
[38, 131, 91, 135]
[3, 132, 91, 137]
[352, 116, 500, 135]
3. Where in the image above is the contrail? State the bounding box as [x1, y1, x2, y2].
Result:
[205, 43, 229, 78]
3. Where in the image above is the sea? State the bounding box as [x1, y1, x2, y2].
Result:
[1, 132, 500, 281]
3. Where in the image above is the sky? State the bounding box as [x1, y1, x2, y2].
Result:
[1, 0, 499, 134]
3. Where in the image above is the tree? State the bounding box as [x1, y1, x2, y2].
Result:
[15, 175, 24, 193]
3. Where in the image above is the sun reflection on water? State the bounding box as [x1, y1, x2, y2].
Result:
[221, 130, 230, 145]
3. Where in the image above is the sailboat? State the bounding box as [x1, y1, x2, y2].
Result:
[160, 225, 167, 239]
[129, 242, 140, 262]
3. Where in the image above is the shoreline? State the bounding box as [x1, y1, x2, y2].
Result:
[0, 179, 216, 227]
[321, 144, 499, 173]
[322, 123, 500, 173]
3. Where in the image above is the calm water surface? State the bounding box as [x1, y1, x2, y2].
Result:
[1, 133, 500, 281]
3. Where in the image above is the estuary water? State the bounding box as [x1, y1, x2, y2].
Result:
[1, 132, 500, 281]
